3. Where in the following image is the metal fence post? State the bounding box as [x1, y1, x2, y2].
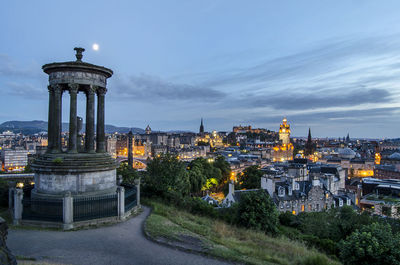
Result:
[9, 187, 15, 211]
[13, 189, 23, 225]
[117, 186, 125, 220]
[135, 178, 141, 207]
[63, 192, 73, 230]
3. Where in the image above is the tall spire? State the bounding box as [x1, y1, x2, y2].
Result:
[305, 127, 314, 156]
[199, 118, 204, 134]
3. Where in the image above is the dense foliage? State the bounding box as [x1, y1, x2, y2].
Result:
[237, 165, 263, 190]
[116, 162, 139, 184]
[339, 223, 400, 265]
[187, 158, 221, 194]
[236, 190, 279, 234]
[280, 206, 400, 264]
[144, 153, 190, 199]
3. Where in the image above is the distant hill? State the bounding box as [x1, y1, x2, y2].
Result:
[166, 130, 195, 134]
[0, 120, 144, 135]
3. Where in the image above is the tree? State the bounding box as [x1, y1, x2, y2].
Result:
[213, 156, 231, 182]
[145, 153, 190, 199]
[187, 161, 207, 195]
[236, 190, 279, 234]
[339, 222, 400, 265]
[187, 157, 226, 193]
[238, 165, 263, 189]
[117, 162, 138, 184]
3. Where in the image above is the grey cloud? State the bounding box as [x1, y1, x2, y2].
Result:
[248, 107, 399, 125]
[244, 88, 392, 110]
[110, 74, 226, 102]
[0, 54, 42, 78]
[5, 81, 47, 99]
[204, 36, 400, 88]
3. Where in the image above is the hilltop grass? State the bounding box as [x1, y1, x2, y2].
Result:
[144, 199, 341, 265]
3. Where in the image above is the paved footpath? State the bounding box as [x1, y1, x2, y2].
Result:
[7, 207, 231, 265]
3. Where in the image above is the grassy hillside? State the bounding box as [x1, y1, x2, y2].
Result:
[144, 200, 340, 265]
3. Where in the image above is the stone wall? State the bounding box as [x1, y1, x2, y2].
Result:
[35, 169, 116, 194]
[0, 217, 16, 265]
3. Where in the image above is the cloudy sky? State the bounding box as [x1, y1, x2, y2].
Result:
[1, 1, 400, 138]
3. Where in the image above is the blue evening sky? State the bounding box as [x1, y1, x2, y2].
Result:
[1, 1, 400, 138]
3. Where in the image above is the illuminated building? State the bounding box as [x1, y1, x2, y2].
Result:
[106, 136, 117, 158]
[272, 118, 294, 162]
[1, 148, 28, 172]
[374, 165, 400, 179]
[116, 136, 129, 156]
[360, 178, 400, 219]
[115, 134, 150, 158]
[196, 130, 224, 148]
[375, 152, 381, 165]
[133, 139, 150, 157]
[169, 146, 208, 161]
[279, 118, 290, 145]
[232, 125, 267, 134]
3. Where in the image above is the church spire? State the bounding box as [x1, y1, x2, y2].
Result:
[305, 127, 314, 156]
[199, 118, 204, 134]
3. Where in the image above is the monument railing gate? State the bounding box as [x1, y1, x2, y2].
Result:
[73, 193, 118, 222]
[21, 185, 63, 222]
[123, 184, 137, 212]
[22, 197, 63, 222]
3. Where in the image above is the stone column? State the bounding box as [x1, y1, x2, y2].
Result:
[13, 189, 23, 225]
[68, 84, 79, 153]
[85, 85, 96, 153]
[63, 192, 73, 230]
[117, 186, 125, 220]
[47, 85, 55, 152]
[128, 130, 133, 167]
[96, 87, 107, 153]
[53, 84, 63, 153]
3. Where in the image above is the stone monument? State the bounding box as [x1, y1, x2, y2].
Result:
[31, 48, 117, 199]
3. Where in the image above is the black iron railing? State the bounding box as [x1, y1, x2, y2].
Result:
[22, 197, 63, 222]
[124, 186, 137, 212]
[73, 193, 118, 222]
[23, 185, 34, 197]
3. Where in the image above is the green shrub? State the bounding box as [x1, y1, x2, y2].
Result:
[236, 190, 279, 234]
[117, 162, 138, 184]
[184, 197, 218, 218]
[279, 211, 298, 227]
[52, 157, 63, 164]
[339, 222, 400, 265]
[144, 153, 190, 200]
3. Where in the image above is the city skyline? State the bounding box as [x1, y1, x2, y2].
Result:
[2, 1, 400, 138]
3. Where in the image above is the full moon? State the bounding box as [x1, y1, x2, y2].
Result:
[92, 43, 99, 51]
